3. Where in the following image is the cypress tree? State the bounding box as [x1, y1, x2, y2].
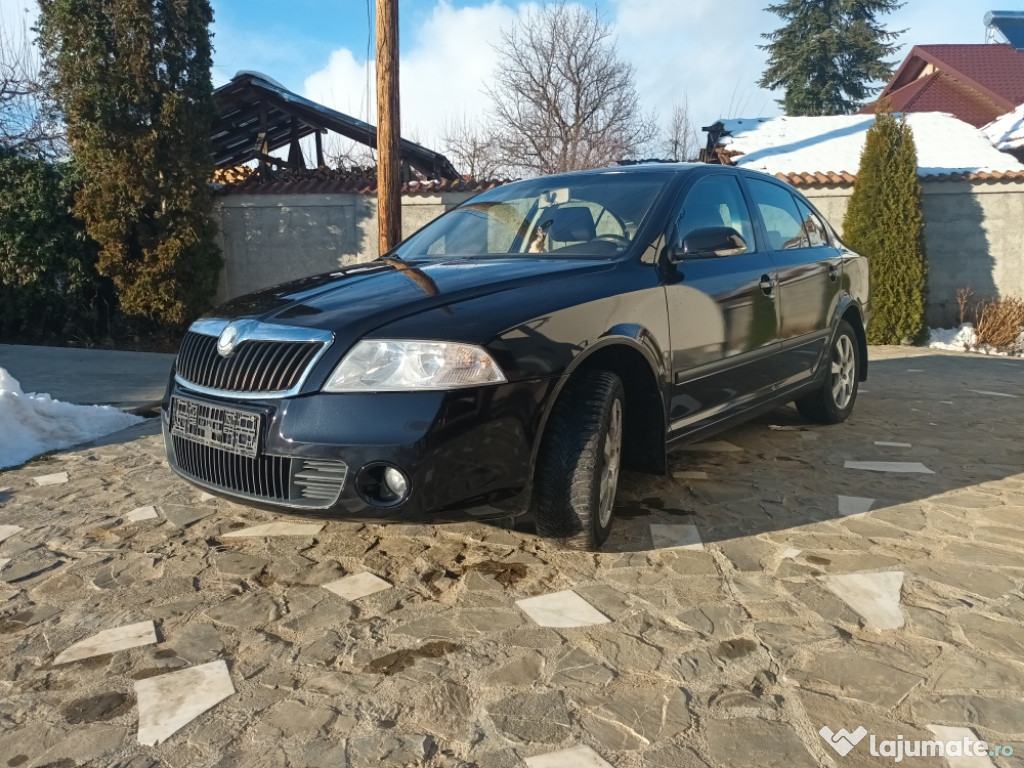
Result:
[843, 108, 927, 344]
[759, 0, 903, 116]
[37, 0, 221, 328]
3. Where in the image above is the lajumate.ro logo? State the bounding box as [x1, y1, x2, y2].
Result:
[820, 725, 1015, 761]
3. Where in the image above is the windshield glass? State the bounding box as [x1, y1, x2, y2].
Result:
[392, 171, 670, 260]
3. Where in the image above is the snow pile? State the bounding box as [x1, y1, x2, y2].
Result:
[716, 113, 1024, 176]
[0, 367, 144, 469]
[984, 103, 1024, 153]
[928, 324, 1024, 357]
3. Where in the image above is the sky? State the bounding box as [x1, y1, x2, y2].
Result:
[2, 0, 1023, 155]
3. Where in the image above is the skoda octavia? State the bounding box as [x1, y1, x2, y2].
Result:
[163, 164, 869, 549]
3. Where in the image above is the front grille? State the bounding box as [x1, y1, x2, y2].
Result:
[176, 331, 324, 394]
[173, 436, 292, 501]
[170, 436, 348, 508]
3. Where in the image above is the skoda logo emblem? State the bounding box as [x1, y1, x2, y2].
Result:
[217, 324, 240, 357]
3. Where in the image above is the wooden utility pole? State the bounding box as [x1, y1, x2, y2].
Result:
[376, 0, 401, 254]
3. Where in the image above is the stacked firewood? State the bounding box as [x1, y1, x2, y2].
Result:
[212, 166, 254, 184]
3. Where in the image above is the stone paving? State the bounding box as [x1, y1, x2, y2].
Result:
[0, 347, 1022, 768]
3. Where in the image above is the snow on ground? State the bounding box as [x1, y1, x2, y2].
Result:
[985, 103, 1024, 154]
[0, 367, 144, 469]
[928, 324, 1024, 357]
[717, 113, 1024, 176]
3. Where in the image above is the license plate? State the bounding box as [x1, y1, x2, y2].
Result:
[171, 396, 261, 458]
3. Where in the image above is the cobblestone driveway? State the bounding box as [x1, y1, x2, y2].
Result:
[1, 348, 1022, 768]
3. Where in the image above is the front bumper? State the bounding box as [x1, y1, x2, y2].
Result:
[162, 377, 558, 522]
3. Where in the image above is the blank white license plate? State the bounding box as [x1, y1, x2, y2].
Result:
[171, 396, 261, 458]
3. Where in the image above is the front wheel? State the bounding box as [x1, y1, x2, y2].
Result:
[533, 370, 624, 550]
[796, 319, 860, 424]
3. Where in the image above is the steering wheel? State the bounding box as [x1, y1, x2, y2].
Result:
[592, 234, 631, 249]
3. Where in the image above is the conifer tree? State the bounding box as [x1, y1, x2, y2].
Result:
[843, 108, 927, 344]
[37, 0, 221, 327]
[759, 0, 903, 116]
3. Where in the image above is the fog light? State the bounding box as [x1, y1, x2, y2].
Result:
[355, 463, 411, 507]
[383, 467, 408, 498]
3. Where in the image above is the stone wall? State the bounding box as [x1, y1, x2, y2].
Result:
[212, 191, 475, 304]
[804, 180, 1024, 327]
[213, 180, 1024, 328]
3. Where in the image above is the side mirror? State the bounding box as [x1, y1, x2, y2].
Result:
[673, 226, 748, 260]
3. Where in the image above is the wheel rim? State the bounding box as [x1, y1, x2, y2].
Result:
[830, 334, 856, 409]
[598, 399, 623, 528]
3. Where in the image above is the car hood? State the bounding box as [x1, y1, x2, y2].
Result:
[209, 256, 613, 337]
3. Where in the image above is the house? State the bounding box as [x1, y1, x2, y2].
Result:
[701, 113, 1024, 327]
[859, 13, 1024, 128]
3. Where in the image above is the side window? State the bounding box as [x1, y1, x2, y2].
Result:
[795, 198, 830, 247]
[747, 179, 809, 251]
[675, 175, 755, 254]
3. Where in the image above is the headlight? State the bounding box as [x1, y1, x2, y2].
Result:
[323, 340, 507, 392]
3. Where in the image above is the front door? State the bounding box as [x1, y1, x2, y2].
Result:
[662, 173, 781, 433]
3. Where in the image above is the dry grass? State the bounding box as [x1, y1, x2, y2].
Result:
[974, 295, 1024, 351]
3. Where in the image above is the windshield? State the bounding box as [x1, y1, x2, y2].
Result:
[392, 171, 670, 260]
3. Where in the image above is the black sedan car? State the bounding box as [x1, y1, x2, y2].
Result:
[163, 163, 869, 549]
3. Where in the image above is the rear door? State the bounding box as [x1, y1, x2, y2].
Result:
[662, 172, 782, 432]
[744, 177, 843, 388]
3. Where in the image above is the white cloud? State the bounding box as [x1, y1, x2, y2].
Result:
[304, 0, 522, 149]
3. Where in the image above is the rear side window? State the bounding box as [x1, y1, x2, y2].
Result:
[747, 179, 809, 251]
[675, 175, 755, 254]
[795, 198, 831, 247]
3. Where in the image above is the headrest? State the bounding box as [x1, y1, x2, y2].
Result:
[549, 207, 596, 242]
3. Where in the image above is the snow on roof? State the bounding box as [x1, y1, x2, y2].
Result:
[717, 112, 1024, 176]
[984, 103, 1024, 151]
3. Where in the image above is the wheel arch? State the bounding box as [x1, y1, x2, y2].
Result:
[536, 334, 668, 476]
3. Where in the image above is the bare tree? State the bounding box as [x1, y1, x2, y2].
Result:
[439, 114, 507, 179]
[662, 98, 699, 162]
[0, 11, 63, 156]
[487, 3, 655, 177]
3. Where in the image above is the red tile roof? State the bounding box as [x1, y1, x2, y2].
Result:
[867, 44, 1024, 127]
[776, 170, 1024, 188]
[215, 176, 507, 196]
[861, 71, 1008, 127]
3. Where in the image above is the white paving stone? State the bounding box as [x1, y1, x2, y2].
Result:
[650, 523, 703, 551]
[135, 660, 234, 745]
[967, 389, 1017, 398]
[781, 547, 802, 559]
[222, 521, 324, 538]
[821, 571, 904, 630]
[926, 726, 997, 768]
[681, 440, 742, 452]
[673, 470, 708, 480]
[516, 590, 611, 628]
[199, 492, 217, 501]
[837, 496, 875, 516]
[54, 620, 158, 665]
[874, 441, 911, 448]
[322, 572, 392, 600]
[126, 505, 158, 522]
[33, 471, 69, 486]
[844, 461, 934, 474]
[0, 525, 23, 543]
[525, 746, 614, 768]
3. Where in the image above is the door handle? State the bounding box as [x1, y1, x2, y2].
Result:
[828, 264, 839, 281]
[759, 275, 775, 296]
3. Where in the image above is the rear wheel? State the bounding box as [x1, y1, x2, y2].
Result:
[534, 370, 624, 550]
[796, 319, 859, 424]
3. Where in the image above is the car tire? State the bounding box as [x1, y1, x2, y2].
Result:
[796, 319, 860, 424]
[533, 370, 624, 551]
